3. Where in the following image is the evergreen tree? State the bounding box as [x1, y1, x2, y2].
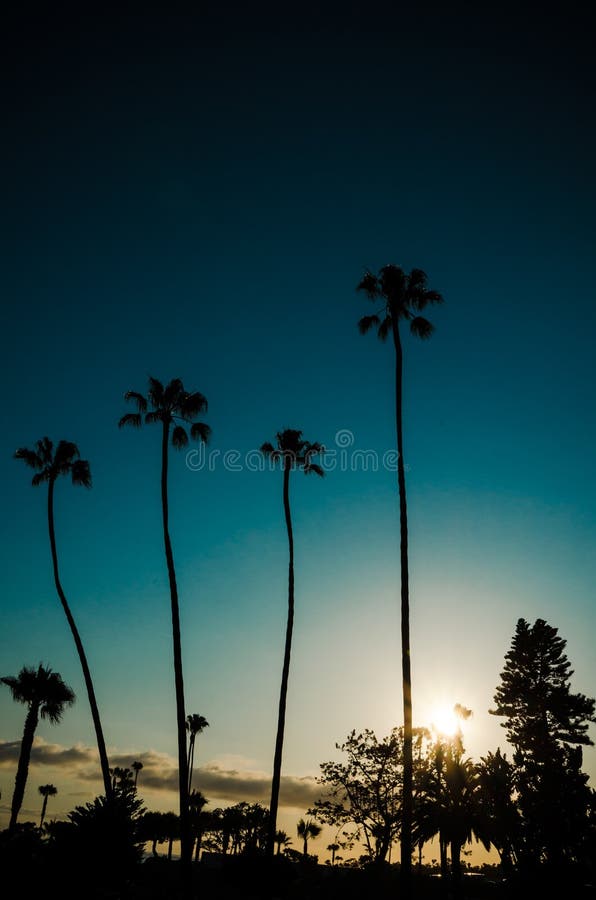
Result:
[491, 618, 596, 874]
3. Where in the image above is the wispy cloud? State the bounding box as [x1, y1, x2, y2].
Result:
[0, 740, 320, 810]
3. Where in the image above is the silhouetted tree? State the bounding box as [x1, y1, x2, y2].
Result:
[48, 790, 145, 891]
[119, 376, 210, 887]
[491, 618, 596, 873]
[275, 829, 292, 855]
[189, 789, 208, 860]
[138, 810, 168, 857]
[1, 664, 74, 830]
[260, 429, 323, 855]
[38, 783, 57, 828]
[132, 760, 143, 788]
[416, 734, 489, 895]
[186, 713, 209, 793]
[357, 265, 443, 894]
[312, 727, 419, 863]
[476, 749, 520, 874]
[14, 438, 112, 799]
[297, 817, 322, 858]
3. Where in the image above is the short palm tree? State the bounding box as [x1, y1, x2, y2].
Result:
[38, 783, 57, 828]
[132, 760, 144, 788]
[1, 664, 74, 830]
[14, 438, 112, 799]
[186, 713, 209, 794]
[119, 376, 210, 881]
[357, 265, 443, 890]
[275, 829, 292, 855]
[261, 429, 323, 855]
[297, 817, 322, 858]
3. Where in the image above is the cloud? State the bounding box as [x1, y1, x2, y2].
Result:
[0, 738, 96, 769]
[0, 740, 320, 810]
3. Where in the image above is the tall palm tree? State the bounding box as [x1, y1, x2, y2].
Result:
[261, 429, 323, 856]
[186, 713, 209, 794]
[1, 665, 74, 830]
[38, 783, 57, 828]
[119, 376, 210, 882]
[14, 438, 113, 799]
[296, 817, 322, 858]
[357, 265, 443, 891]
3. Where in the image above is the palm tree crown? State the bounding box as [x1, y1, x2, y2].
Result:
[260, 428, 324, 477]
[2, 664, 75, 723]
[2, 664, 74, 830]
[14, 437, 91, 489]
[118, 376, 211, 447]
[357, 264, 443, 342]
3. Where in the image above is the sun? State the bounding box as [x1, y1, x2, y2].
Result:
[429, 704, 461, 737]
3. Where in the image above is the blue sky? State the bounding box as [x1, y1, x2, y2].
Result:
[1, 3, 595, 858]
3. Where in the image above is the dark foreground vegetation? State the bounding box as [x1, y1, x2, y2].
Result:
[1, 831, 595, 900]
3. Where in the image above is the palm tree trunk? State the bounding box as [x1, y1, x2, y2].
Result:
[39, 794, 48, 828]
[392, 322, 413, 895]
[266, 461, 294, 856]
[187, 733, 195, 794]
[9, 702, 39, 830]
[160, 421, 192, 886]
[47, 479, 113, 800]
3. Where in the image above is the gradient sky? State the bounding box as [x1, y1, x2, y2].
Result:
[1, 3, 595, 860]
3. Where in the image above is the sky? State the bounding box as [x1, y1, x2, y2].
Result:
[1, 2, 595, 863]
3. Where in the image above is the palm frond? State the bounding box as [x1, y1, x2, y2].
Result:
[407, 268, 428, 291]
[71, 459, 92, 488]
[260, 442, 275, 456]
[276, 429, 304, 454]
[171, 426, 189, 449]
[147, 377, 165, 409]
[379, 264, 406, 299]
[14, 447, 42, 469]
[163, 378, 184, 409]
[32, 471, 50, 486]
[180, 391, 208, 419]
[190, 422, 211, 443]
[378, 316, 392, 341]
[118, 413, 142, 429]
[144, 411, 162, 425]
[55, 441, 80, 470]
[305, 462, 324, 478]
[358, 314, 380, 335]
[123, 391, 148, 413]
[410, 316, 435, 339]
[356, 271, 380, 299]
[36, 438, 54, 466]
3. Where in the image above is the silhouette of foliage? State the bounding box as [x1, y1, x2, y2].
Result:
[491, 618, 596, 877]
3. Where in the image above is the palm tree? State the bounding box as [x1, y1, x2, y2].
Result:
[132, 760, 143, 788]
[275, 829, 292, 855]
[38, 783, 57, 828]
[119, 376, 210, 883]
[14, 438, 113, 800]
[1, 665, 74, 830]
[327, 842, 340, 866]
[261, 429, 323, 855]
[186, 713, 209, 794]
[357, 265, 443, 890]
[296, 817, 322, 858]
